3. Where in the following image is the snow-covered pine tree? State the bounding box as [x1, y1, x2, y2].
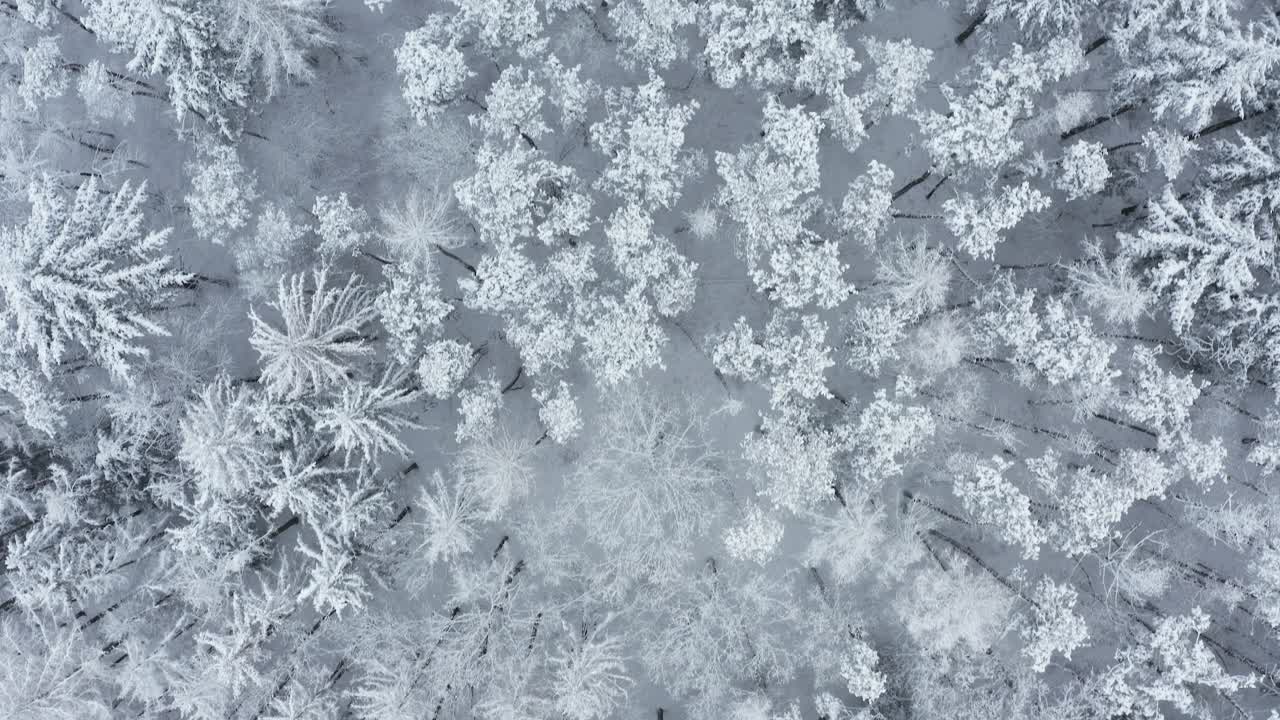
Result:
[0, 175, 188, 384]
[249, 265, 377, 399]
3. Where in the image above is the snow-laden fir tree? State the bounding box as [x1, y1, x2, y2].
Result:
[0, 176, 188, 384]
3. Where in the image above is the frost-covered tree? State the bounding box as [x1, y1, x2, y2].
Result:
[455, 373, 505, 444]
[1121, 184, 1269, 340]
[395, 16, 473, 122]
[973, 283, 1119, 413]
[249, 265, 376, 398]
[982, 0, 1098, 35]
[837, 161, 894, 248]
[806, 504, 891, 586]
[917, 39, 1083, 173]
[848, 389, 935, 495]
[1144, 126, 1197, 179]
[593, 79, 696, 206]
[75, 59, 137, 124]
[550, 615, 633, 720]
[717, 99, 850, 308]
[378, 183, 467, 267]
[1121, 345, 1201, 437]
[411, 467, 479, 569]
[468, 64, 555, 143]
[896, 558, 1015, 655]
[1202, 130, 1280, 221]
[609, 0, 696, 70]
[0, 610, 110, 719]
[1100, 608, 1254, 719]
[178, 374, 271, 501]
[454, 143, 591, 247]
[316, 370, 420, 465]
[1115, 7, 1280, 128]
[714, 311, 834, 410]
[950, 453, 1045, 558]
[218, 0, 332, 98]
[838, 640, 887, 704]
[459, 245, 576, 376]
[1069, 241, 1152, 327]
[185, 138, 258, 245]
[297, 527, 371, 616]
[1252, 542, 1280, 632]
[416, 338, 473, 399]
[19, 36, 67, 110]
[235, 203, 312, 299]
[744, 409, 844, 513]
[565, 386, 724, 591]
[857, 38, 933, 126]
[14, 0, 61, 29]
[602, 205, 697, 317]
[312, 192, 372, 257]
[1056, 140, 1110, 200]
[1031, 448, 1177, 556]
[944, 182, 1051, 258]
[83, 0, 248, 129]
[700, 0, 866, 147]
[376, 264, 453, 367]
[0, 176, 188, 382]
[452, 420, 529, 522]
[532, 379, 582, 444]
[639, 561, 802, 710]
[593, 77, 699, 210]
[723, 503, 786, 564]
[576, 287, 669, 385]
[1026, 297, 1119, 410]
[873, 235, 953, 317]
[1020, 577, 1088, 672]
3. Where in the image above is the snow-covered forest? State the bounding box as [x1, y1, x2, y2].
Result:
[5, 0, 1280, 718]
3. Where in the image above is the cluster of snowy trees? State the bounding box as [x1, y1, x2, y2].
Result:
[5, 0, 1280, 718]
